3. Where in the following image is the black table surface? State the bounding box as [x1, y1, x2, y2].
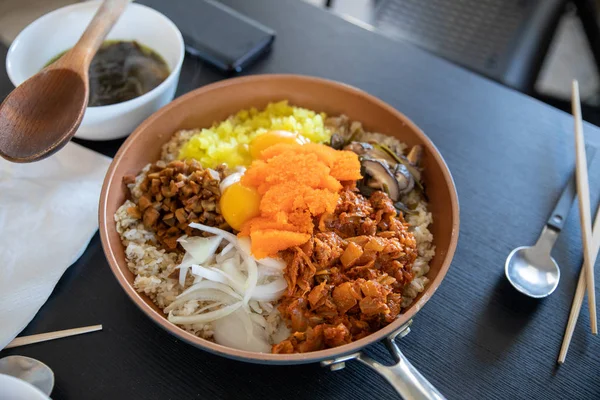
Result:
[2, 0, 600, 399]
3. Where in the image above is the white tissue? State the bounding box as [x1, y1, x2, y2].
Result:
[0, 143, 111, 349]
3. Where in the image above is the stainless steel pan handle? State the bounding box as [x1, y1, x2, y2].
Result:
[322, 321, 445, 400]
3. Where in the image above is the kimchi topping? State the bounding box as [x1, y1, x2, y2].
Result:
[272, 189, 418, 353]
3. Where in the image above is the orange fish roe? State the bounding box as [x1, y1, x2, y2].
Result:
[250, 230, 312, 259]
[259, 143, 362, 182]
[240, 143, 362, 258]
[259, 183, 340, 216]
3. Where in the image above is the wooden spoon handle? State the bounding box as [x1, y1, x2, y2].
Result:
[65, 0, 130, 66]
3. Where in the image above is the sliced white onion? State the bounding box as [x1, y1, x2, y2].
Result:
[234, 252, 242, 268]
[212, 309, 271, 353]
[166, 300, 225, 317]
[220, 258, 246, 294]
[164, 289, 239, 313]
[196, 302, 224, 314]
[190, 264, 229, 285]
[219, 172, 243, 193]
[238, 306, 255, 341]
[257, 257, 286, 270]
[221, 242, 235, 256]
[178, 235, 222, 264]
[189, 223, 258, 306]
[259, 301, 274, 313]
[219, 167, 246, 193]
[215, 253, 228, 265]
[171, 222, 287, 347]
[179, 267, 188, 287]
[237, 236, 252, 256]
[207, 168, 221, 180]
[243, 257, 258, 304]
[177, 252, 196, 287]
[249, 300, 262, 314]
[255, 278, 287, 294]
[251, 291, 287, 302]
[215, 248, 235, 264]
[271, 323, 292, 345]
[168, 302, 242, 324]
[178, 280, 242, 300]
[250, 278, 287, 302]
[249, 313, 268, 329]
[189, 223, 238, 243]
[257, 265, 285, 279]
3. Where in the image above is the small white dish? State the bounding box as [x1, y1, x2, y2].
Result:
[0, 374, 50, 400]
[6, 0, 185, 141]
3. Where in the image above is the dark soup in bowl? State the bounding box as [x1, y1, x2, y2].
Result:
[46, 40, 170, 107]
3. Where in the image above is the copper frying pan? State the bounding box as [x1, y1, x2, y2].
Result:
[99, 75, 460, 399]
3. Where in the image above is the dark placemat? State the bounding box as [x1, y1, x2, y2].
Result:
[0, 43, 13, 100]
[1, 0, 600, 399]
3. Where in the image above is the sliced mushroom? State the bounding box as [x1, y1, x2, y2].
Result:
[394, 164, 415, 195]
[327, 115, 363, 149]
[366, 143, 400, 166]
[347, 140, 424, 199]
[344, 142, 373, 155]
[407, 145, 423, 165]
[345, 142, 398, 166]
[374, 143, 423, 190]
[394, 201, 416, 215]
[361, 158, 401, 201]
[330, 133, 346, 150]
[399, 155, 422, 184]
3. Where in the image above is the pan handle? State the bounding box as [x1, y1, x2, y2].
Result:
[322, 321, 445, 400]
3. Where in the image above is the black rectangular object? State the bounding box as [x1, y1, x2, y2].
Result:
[138, 0, 275, 73]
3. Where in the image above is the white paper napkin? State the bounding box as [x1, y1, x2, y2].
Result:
[0, 143, 111, 349]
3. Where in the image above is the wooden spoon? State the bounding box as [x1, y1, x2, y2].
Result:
[0, 0, 129, 163]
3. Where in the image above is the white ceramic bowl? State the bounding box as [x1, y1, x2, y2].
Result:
[0, 374, 50, 400]
[6, 1, 185, 141]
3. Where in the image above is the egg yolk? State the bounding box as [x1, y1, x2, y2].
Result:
[220, 182, 261, 231]
[249, 130, 308, 159]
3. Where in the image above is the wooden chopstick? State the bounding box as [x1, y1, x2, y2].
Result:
[558, 205, 600, 363]
[4, 325, 102, 349]
[572, 80, 597, 334]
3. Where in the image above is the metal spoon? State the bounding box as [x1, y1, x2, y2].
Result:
[0, 356, 54, 396]
[505, 149, 595, 297]
[0, 0, 128, 163]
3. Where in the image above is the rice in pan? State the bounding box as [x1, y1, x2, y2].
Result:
[115, 101, 434, 353]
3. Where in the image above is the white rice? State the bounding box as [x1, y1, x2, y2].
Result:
[115, 200, 215, 339]
[161, 129, 197, 162]
[401, 190, 435, 307]
[128, 164, 150, 201]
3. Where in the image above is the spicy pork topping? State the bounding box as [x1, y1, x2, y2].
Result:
[273, 188, 418, 353]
